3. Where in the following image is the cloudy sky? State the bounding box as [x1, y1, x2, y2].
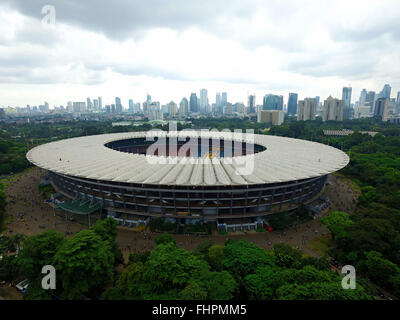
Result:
[1, 0, 399, 108]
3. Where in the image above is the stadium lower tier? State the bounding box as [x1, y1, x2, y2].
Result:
[49, 171, 328, 222]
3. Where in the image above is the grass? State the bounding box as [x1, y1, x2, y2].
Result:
[307, 234, 333, 256]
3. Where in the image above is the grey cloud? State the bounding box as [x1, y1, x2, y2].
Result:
[5, 0, 256, 40]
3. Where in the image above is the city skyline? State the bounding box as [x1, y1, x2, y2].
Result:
[0, 0, 399, 107]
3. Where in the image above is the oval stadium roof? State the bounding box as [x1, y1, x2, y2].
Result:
[26, 131, 349, 186]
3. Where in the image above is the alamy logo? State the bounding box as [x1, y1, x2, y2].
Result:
[41, 5, 56, 27]
[41, 265, 56, 290]
[341, 265, 356, 290]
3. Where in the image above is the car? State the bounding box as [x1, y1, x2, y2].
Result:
[15, 279, 30, 292]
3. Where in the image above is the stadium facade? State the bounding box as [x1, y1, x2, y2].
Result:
[26, 131, 349, 225]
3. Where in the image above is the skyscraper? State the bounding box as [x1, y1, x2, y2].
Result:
[322, 96, 344, 122]
[115, 97, 123, 113]
[359, 89, 367, 106]
[379, 84, 392, 99]
[374, 98, 390, 121]
[190, 93, 198, 113]
[263, 94, 284, 111]
[129, 99, 134, 113]
[287, 93, 298, 116]
[87, 98, 92, 110]
[179, 97, 189, 116]
[200, 89, 208, 114]
[365, 91, 376, 113]
[342, 87, 352, 119]
[248, 94, 256, 114]
[396, 91, 400, 115]
[297, 98, 317, 121]
[98, 97, 102, 109]
[222, 92, 227, 107]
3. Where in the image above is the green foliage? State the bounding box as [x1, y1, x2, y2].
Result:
[207, 245, 224, 271]
[139, 242, 210, 299]
[321, 211, 353, 240]
[18, 230, 64, 281]
[273, 243, 303, 269]
[222, 240, 275, 279]
[114, 263, 145, 299]
[360, 251, 400, 294]
[155, 232, 176, 246]
[128, 251, 150, 265]
[0, 254, 20, 283]
[53, 229, 114, 300]
[92, 217, 118, 243]
[193, 240, 213, 259]
[0, 185, 6, 228]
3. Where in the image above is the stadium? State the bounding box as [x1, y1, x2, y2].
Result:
[26, 130, 349, 230]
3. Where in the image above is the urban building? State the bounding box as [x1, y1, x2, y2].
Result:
[257, 110, 284, 125]
[297, 98, 317, 121]
[287, 93, 298, 116]
[342, 87, 353, 119]
[190, 93, 198, 113]
[322, 96, 344, 122]
[374, 98, 390, 121]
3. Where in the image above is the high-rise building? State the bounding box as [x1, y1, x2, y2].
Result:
[379, 84, 392, 99]
[315, 96, 320, 108]
[216, 93, 221, 111]
[359, 89, 367, 106]
[73, 102, 86, 113]
[248, 94, 256, 114]
[297, 98, 317, 121]
[396, 91, 400, 115]
[287, 93, 298, 116]
[179, 98, 189, 116]
[342, 87, 352, 119]
[146, 94, 152, 104]
[365, 91, 376, 112]
[322, 96, 344, 122]
[190, 93, 198, 113]
[222, 92, 227, 107]
[129, 99, 134, 113]
[87, 98, 92, 110]
[98, 97, 102, 109]
[263, 94, 284, 111]
[115, 97, 123, 113]
[168, 101, 178, 117]
[374, 98, 390, 121]
[200, 89, 208, 114]
[93, 99, 99, 110]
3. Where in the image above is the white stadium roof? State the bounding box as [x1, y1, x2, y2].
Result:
[26, 131, 349, 186]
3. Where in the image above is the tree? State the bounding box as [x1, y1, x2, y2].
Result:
[207, 245, 224, 271]
[222, 240, 275, 279]
[244, 266, 281, 300]
[321, 211, 353, 240]
[92, 217, 117, 243]
[18, 230, 65, 281]
[179, 280, 208, 300]
[92, 218, 123, 266]
[114, 262, 145, 299]
[201, 271, 238, 300]
[140, 242, 210, 299]
[53, 229, 114, 300]
[273, 243, 303, 269]
[155, 232, 176, 246]
[360, 251, 400, 290]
